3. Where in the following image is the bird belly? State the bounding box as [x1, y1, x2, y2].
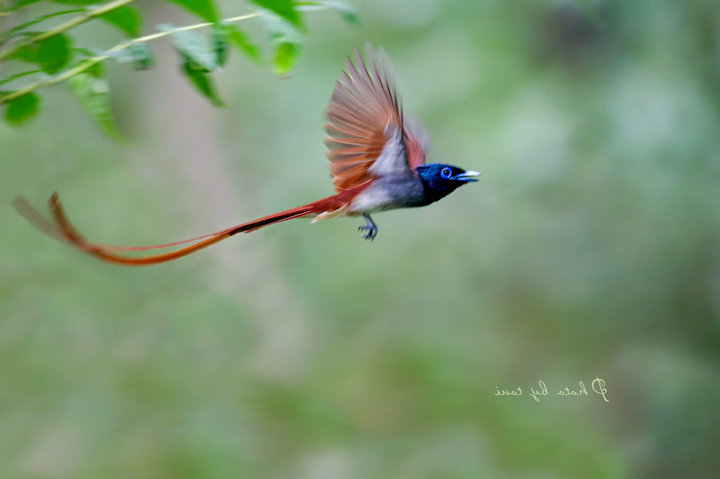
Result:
[347, 188, 394, 214]
[347, 175, 425, 214]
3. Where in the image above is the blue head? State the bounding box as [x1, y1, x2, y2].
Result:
[415, 163, 480, 205]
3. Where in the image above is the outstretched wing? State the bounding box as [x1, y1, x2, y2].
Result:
[324, 46, 427, 192]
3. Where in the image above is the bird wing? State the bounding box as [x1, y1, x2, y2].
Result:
[403, 114, 429, 169]
[324, 47, 427, 192]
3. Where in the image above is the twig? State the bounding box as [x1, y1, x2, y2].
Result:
[0, 12, 261, 105]
[0, 0, 136, 62]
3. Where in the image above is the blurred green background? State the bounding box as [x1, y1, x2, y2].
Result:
[2, 0, 720, 477]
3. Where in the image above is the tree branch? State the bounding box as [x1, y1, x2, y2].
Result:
[0, 12, 261, 105]
[0, 0, 136, 62]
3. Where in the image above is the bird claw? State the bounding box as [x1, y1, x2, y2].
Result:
[358, 215, 378, 241]
[358, 225, 376, 241]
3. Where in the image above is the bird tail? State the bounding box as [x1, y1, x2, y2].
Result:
[13, 192, 328, 266]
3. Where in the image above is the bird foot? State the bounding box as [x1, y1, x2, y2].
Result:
[358, 214, 378, 241]
[358, 225, 377, 240]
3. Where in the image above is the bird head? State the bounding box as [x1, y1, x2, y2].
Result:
[415, 163, 480, 204]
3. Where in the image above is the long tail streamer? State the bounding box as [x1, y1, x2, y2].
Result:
[13, 193, 317, 266]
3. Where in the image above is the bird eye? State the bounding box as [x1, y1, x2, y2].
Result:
[440, 167, 452, 179]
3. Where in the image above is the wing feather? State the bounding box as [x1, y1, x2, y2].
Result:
[325, 46, 427, 192]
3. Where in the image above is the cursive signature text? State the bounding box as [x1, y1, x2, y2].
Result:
[494, 377, 610, 403]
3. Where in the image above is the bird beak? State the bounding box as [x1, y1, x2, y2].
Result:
[454, 170, 481, 182]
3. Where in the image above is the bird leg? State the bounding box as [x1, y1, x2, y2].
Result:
[358, 214, 378, 241]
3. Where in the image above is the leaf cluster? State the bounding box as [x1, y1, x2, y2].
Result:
[0, 0, 357, 137]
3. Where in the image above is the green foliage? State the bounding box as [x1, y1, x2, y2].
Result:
[164, 0, 218, 23]
[211, 24, 229, 67]
[51, 0, 103, 4]
[99, 5, 141, 37]
[3, 91, 38, 124]
[161, 24, 219, 71]
[160, 23, 225, 106]
[221, 23, 262, 64]
[127, 42, 154, 69]
[35, 33, 71, 73]
[262, 13, 302, 75]
[250, 0, 302, 28]
[0, 0, 358, 139]
[15, 33, 72, 74]
[272, 40, 299, 75]
[0, 69, 42, 85]
[181, 57, 224, 107]
[7, 0, 44, 8]
[105, 40, 155, 70]
[1, 9, 84, 41]
[5, 0, 101, 11]
[302, 0, 359, 24]
[68, 62, 122, 140]
[323, 0, 359, 24]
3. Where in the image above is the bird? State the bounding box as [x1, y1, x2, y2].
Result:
[14, 46, 480, 266]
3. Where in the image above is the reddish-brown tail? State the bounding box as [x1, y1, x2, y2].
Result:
[13, 193, 336, 266]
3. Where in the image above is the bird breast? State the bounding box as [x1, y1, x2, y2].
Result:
[348, 173, 426, 214]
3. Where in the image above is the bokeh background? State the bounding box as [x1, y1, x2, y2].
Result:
[2, 0, 720, 477]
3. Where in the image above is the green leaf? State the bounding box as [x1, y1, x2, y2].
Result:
[99, 5, 142, 37]
[272, 41, 299, 75]
[9, 0, 44, 9]
[251, 0, 303, 28]
[181, 58, 224, 107]
[228, 26, 262, 64]
[73, 46, 102, 58]
[219, 24, 262, 64]
[160, 23, 226, 103]
[13, 34, 72, 74]
[36, 34, 71, 74]
[262, 14, 301, 75]
[0, 69, 42, 86]
[128, 43, 155, 69]
[51, 1, 101, 4]
[106, 43, 155, 70]
[211, 24, 229, 67]
[159, 24, 218, 71]
[2, 9, 84, 40]
[12, 43, 39, 63]
[163, 0, 219, 22]
[321, 0, 359, 24]
[4, 92, 39, 125]
[69, 64, 123, 140]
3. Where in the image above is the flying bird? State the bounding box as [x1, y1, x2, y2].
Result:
[15, 46, 480, 266]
